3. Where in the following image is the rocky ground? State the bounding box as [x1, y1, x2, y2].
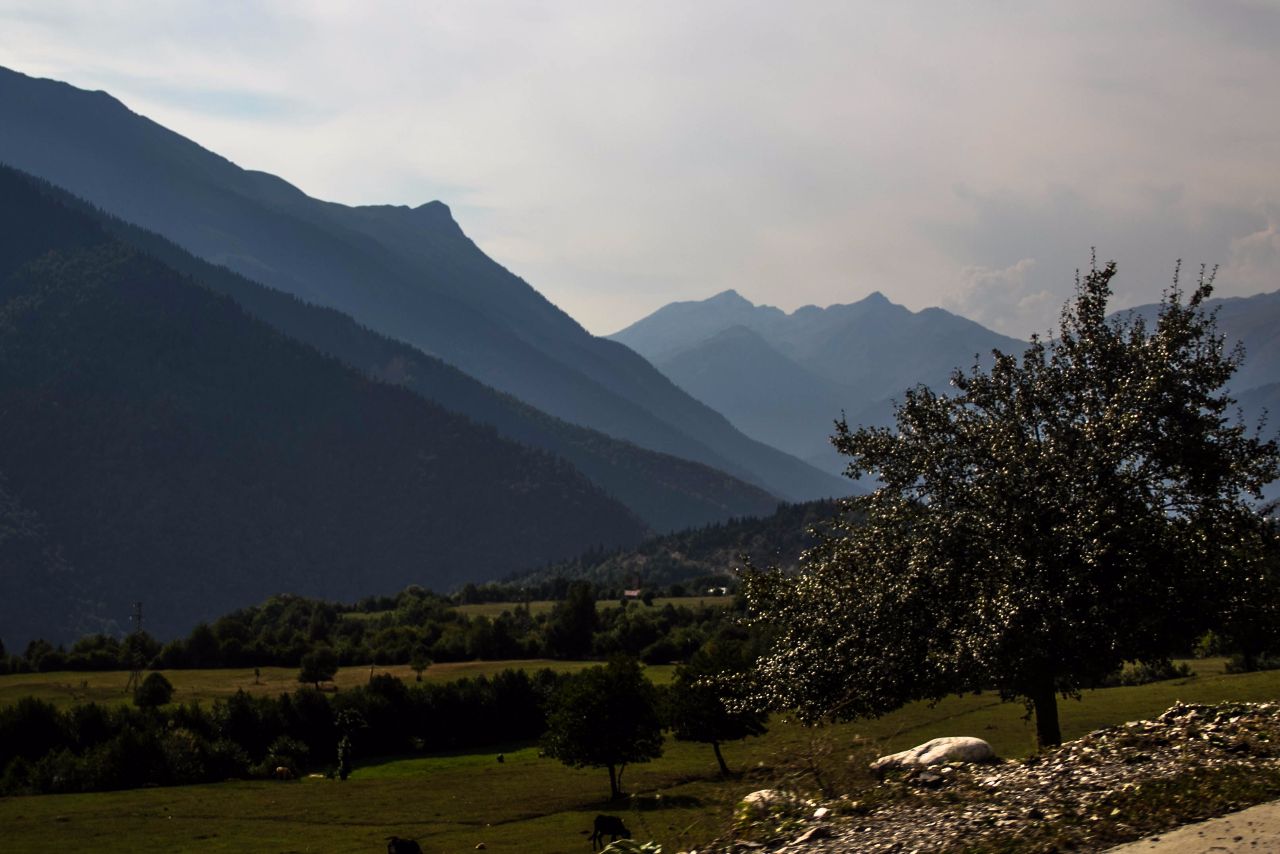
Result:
[703, 701, 1280, 854]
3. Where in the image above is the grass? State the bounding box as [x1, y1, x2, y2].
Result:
[0, 659, 1276, 853]
[0, 660, 678, 711]
[439, 595, 735, 620]
[340, 595, 735, 621]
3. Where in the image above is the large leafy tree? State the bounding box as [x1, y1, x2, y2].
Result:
[541, 656, 663, 799]
[666, 641, 768, 775]
[745, 261, 1278, 747]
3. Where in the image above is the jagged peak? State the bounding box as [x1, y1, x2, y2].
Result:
[705, 288, 754, 306]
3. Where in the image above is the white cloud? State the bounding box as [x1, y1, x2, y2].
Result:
[946, 259, 1052, 337]
[1221, 212, 1280, 296]
[1, 1, 1278, 333]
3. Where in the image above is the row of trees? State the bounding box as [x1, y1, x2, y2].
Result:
[2, 583, 737, 675]
[0, 646, 766, 800]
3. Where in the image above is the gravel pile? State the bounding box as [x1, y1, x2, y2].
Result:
[709, 701, 1280, 854]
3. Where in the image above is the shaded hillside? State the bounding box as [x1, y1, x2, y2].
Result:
[0, 66, 847, 503]
[0, 470, 97, 648]
[0, 166, 647, 644]
[22, 180, 779, 533]
[508, 500, 841, 590]
[611, 289, 1023, 470]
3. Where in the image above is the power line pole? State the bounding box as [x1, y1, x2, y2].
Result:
[124, 601, 144, 694]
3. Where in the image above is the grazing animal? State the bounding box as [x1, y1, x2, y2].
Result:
[589, 814, 631, 850]
[386, 836, 423, 854]
[496, 753, 504, 763]
[274, 765, 293, 781]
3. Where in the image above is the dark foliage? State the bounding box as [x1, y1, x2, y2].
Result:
[133, 672, 174, 708]
[0, 667, 566, 795]
[542, 657, 664, 799]
[746, 261, 1279, 747]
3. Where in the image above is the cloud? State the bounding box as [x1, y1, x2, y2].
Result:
[1221, 212, 1280, 295]
[945, 259, 1052, 337]
[1, 1, 1278, 334]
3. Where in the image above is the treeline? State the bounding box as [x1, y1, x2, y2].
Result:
[506, 500, 839, 590]
[1, 583, 741, 674]
[0, 668, 565, 796]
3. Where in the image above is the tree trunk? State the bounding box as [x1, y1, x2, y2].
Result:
[1030, 676, 1062, 749]
[607, 763, 621, 800]
[712, 741, 731, 776]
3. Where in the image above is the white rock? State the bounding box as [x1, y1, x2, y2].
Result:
[813, 807, 832, 820]
[741, 789, 788, 809]
[870, 736, 995, 772]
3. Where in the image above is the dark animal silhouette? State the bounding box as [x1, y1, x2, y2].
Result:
[589, 815, 631, 850]
[386, 836, 423, 854]
[496, 753, 504, 763]
[273, 765, 293, 781]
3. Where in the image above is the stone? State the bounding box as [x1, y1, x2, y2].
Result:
[741, 789, 788, 808]
[871, 736, 996, 773]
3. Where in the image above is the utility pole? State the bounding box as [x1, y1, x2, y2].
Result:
[124, 601, 144, 694]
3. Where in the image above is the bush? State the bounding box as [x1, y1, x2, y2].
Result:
[1098, 660, 1194, 687]
[133, 672, 174, 708]
[1226, 653, 1280, 673]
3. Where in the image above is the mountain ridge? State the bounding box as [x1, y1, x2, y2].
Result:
[0, 165, 649, 644]
[0, 65, 848, 503]
[611, 289, 1025, 469]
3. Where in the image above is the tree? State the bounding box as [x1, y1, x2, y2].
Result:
[544, 581, 598, 659]
[666, 643, 767, 775]
[1217, 520, 1280, 671]
[745, 261, 1279, 748]
[133, 671, 174, 709]
[298, 646, 338, 690]
[541, 657, 663, 799]
[335, 708, 365, 781]
[409, 646, 432, 682]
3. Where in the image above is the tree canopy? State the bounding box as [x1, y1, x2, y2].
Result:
[298, 646, 338, 689]
[541, 656, 663, 799]
[744, 261, 1279, 747]
[666, 641, 768, 775]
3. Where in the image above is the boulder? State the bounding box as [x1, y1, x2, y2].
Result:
[740, 789, 786, 809]
[871, 736, 995, 773]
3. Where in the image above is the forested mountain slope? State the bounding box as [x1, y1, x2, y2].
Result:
[26, 176, 778, 533]
[0, 166, 647, 644]
[0, 66, 847, 503]
[508, 500, 840, 590]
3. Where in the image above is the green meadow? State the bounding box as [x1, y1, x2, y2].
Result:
[0, 660, 676, 711]
[1, 658, 1277, 853]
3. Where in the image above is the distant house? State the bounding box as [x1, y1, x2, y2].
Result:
[623, 589, 642, 599]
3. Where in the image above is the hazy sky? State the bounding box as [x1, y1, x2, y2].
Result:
[2, 1, 1278, 336]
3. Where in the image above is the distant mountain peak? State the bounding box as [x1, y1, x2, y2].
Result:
[707, 288, 752, 305]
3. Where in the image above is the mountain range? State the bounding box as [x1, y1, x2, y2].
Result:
[614, 284, 1280, 484]
[611, 289, 1026, 471]
[0, 165, 667, 643]
[0, 66, 847, 504]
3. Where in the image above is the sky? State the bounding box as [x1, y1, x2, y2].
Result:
[1, 0, 1278, 337]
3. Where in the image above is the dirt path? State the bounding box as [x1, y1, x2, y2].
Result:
[1106, 799, 1280, 853]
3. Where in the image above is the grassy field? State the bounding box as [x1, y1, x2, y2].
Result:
[0, 660, 678, 711]
[1, 659, 1277, 853]
[442, 595, 736, 620]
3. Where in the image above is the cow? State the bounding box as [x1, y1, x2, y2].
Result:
[386, 836, 423, 854]
[274, 765, 294, 781]
[589, 814, 630, 850]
